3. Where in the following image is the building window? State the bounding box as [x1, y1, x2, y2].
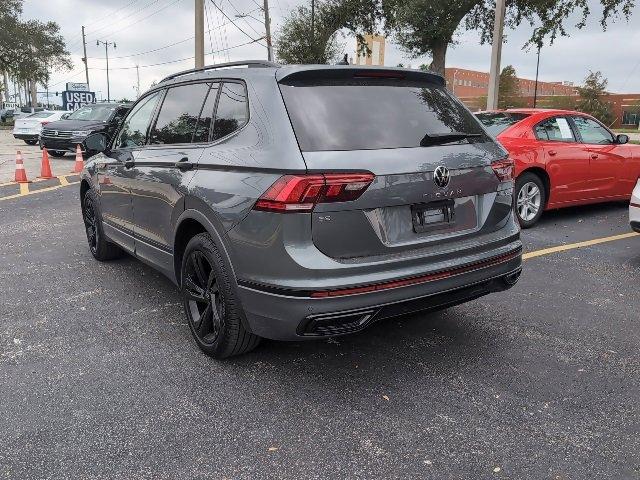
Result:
[622, 110, 640, 126]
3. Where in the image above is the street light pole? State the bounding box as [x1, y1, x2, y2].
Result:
[533, 45, 541, 108]
[486, 0, 506, 110]
[96, 40, 116, 102]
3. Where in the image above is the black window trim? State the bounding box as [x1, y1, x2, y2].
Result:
[533, 115, 577, 144]
[209, 79, 250, 144]
[567, 114, 616, 145]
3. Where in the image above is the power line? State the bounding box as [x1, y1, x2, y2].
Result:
[83, 0, 140, 29]
[86, 0, 164, 38]
[224, 0, 263, 39]
[204, 0, 215, 63]
[209, 0, 266, 48]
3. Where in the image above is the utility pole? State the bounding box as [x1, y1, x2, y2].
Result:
[533, 45, 541, 108]
[81, 26, 90, 89]
[136, 65, 140, 98]
[486, 0, 506, 110]
[263, 0, 274, 62]
[195, 0, 205, 68]
[96, 40, 116, 102]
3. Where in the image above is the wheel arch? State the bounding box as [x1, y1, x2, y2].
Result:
[518, 167, 550, 208]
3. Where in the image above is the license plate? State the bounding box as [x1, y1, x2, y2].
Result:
[411, 200, 456, 233]
[20, 128, 30, 133]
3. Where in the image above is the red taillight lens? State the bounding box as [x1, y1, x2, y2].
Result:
[41, 121, 49, 125]
[254, 173, 375, 213]
[491, 157, 514, 182]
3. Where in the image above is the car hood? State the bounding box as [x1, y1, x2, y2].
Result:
[43, 119, 108, 131]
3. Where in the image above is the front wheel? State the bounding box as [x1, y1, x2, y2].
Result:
[49, 150, 66, 158]
[181, 233, 260, 359]
[24, 139, 38, 146]
[515, 172, 546, 228]
[82, 189, 124, 261]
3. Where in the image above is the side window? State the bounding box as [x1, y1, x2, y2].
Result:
[534, 117, 575, 142]
[193, 83, 219, 143]
[112, 106, 129, 126]
[212, 82, 248, 141]
[150, 83, 211, 145]
[572, 116, 614, 145]
[113, 92, 160, 149]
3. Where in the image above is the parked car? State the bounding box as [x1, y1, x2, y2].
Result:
[0, 108, 15, 122]
[631, 178, 640, 233]
[12, 106, 45, 122]
[80, 61, 522, 358]
[12, 110, 70, 145]
[475, 109, 640, 227]
[40, 102, 130, 157]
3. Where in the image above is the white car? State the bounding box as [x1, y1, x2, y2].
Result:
[12, 111, 70, 145]
[631, 177, 640, 233]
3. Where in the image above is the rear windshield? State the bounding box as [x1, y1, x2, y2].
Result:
[280, 79, 486, 151]
[28, 112, 54, 119]
[475, 112, 530, 137]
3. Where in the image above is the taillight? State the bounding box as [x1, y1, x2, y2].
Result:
[491, 157, 514, 182]
[254, 173, 375, 213]
[41, 121, 49, 125]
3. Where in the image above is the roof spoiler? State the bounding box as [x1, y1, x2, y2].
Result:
[276, 65, 445, 87]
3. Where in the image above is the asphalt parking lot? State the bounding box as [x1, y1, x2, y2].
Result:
[1, 164, 639, 478]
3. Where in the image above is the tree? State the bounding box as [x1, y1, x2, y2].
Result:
[0, 0, 71, 106]
[275, 3, 343, 64]
[576, 71, 613, 125]
[498, 65, 522, 109]
[382, 0, 635, 75]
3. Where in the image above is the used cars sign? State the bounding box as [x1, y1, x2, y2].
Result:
[63, 90, 96, 111]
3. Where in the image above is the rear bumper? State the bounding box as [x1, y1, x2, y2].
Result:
[13, 133, 39, 141]
[237, 242, 522, 340]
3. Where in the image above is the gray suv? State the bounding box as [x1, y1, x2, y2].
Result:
[80, 61, 522, 358]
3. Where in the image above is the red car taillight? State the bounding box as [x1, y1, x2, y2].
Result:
[491, 157, 514, 182]
[254, 173, 375, 213]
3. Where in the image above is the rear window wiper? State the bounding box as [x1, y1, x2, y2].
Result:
[420, 132, 483, 147]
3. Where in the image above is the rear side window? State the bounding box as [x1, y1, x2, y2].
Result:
[534, 117, 575, 142]
[279, 79, 485, 151]
[212, 82, 249, 140]
[193, 83, 219, 143]
[475, 112, 530, 137]
[150, 83, 211, 145]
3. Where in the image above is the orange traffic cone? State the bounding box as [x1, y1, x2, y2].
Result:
[38, 148, 55, 179]
[14, 151, 30, 183]
[71, 144, 84, 173]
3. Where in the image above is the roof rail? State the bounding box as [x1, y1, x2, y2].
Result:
[160, 60, 280, 83]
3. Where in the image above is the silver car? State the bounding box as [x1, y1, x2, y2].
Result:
[80, 61, 522, 358]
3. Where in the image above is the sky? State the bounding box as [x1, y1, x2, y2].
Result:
[16, 0, 640, 105]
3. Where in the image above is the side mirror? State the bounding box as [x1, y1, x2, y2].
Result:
[616, 134, 629, 145]
[85, 132, 108, 153]
[61, 113, 70, 119]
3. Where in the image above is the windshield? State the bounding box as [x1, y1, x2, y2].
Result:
[475, 112, 530, 137]
[279, 79, 487, 151]
[67, 104, 116, 122]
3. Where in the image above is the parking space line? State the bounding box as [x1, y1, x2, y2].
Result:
[18, 183, 29, 195]
[0, 180, 79, 202]
[524, 232, 639, 260]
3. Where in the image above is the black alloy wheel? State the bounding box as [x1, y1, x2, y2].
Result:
[183, 250, 224, 346]
[83, 193, 98, 255]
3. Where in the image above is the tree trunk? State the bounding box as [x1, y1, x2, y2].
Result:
[30, 80, 37, 107]
[430, 41, 448, 77]
[2, 71, 8, 106]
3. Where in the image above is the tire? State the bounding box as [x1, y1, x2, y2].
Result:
[82, 189, 124, 261]
[24, 139, 38, 146]
[181, 233, 261, 359]
[515, 172, 546, 228]
[49, 151, 66, 157]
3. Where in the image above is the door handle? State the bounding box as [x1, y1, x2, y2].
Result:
[174, 157, 194, 171]
[548, 150, 557, 156]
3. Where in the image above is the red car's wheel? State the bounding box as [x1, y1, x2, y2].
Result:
[515, 172, 546, 228]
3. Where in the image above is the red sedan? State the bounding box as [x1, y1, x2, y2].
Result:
[476, 109, 640, 227]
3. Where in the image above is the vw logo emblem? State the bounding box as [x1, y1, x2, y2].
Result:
[54, 130, 59, 136]
[433, 166, 450, 188]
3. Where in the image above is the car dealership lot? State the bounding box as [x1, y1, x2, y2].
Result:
[0, 177, 638, 479]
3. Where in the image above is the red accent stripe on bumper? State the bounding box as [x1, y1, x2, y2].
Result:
[310, 248, 522, 298]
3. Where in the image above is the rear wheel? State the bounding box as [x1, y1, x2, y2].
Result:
[24, 139, 38, 145]
[49, 151, 66, 157]
[181, 233, 260, 359]
[82, 189, 124, 261]
[515, 172, 546, 228]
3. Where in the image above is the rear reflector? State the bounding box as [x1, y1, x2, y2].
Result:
[491, 157, 514, 182]
[353, 71, 405, 79]
[309, 248, 522, 298]
[254, 173, 375, 213]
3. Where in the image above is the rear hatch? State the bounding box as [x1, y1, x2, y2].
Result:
[277, 67, 512, 260]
